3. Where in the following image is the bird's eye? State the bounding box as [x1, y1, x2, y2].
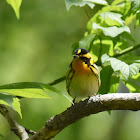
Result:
[80, 57, 91, 61]
[80, 57, 88, 61]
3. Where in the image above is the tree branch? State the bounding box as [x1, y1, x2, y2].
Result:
[114, 43, 140, 58]
[0, 105, 29, 140]
[25, 128, 36, 135]
[29, 93, 140, 140]
[47, 76, 66, 86]
[96, 43, 140, 65]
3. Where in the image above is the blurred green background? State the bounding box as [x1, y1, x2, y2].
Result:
[0, 0, 140, 140]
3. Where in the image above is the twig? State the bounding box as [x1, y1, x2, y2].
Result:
[48, 76, 66, 86]
[0, 105, 29, 140]
[98, 36, 103, 62]
[96, 43, 140, 66]
[95, 36, 103, 66]
[114, 43, 140, 58]
[25, 128, 36, 135]
[29, 93, 140, 140]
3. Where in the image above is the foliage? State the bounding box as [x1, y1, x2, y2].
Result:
[1, 0, 140, 138]
[69, 0, 140, 94]
[0, 93, 22, 118]
[65, 0, 108, 11]
[5, 0, 22, 19]
[0, 82, 63, 117]
[101, 54, 140, 81]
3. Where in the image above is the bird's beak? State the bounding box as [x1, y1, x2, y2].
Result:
[73, 55, 79, 58]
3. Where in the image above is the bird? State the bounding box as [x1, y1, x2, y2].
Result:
[66, 48, 101, 103]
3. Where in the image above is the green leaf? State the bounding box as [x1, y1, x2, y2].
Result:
[120, 55, 140, 64]
[79, 34, 96, 51]
[40, 84, 62, 95]
[136, 11, 140, 26]
[99, 66, 113, 94]
[72, 34, 96, 54]
[126, 73, 140, 92]
[65, 0, 95, 11]
[129, 63, 140, 77]
[125, 0, 140, 24]
[84, 0, 108, 5]
[89, 36, 114, 62]
[65, 0, 108, 11]
[121, 32, 135, 43]
[126, 82, 140, 92]
[117, 79, 129, 92]
[107, 111, 111, 115]
[12, 97, 22, 118]
[41, 84, 73, 104]
[0, 82, 62, 99]
[100, 12, 125, 26]
[123, 1, 131, 16]
[114, 38, 130, 51]
[109, 76, 119, 93]
[72, 42, 79, 54]
[92, 22, 130, 37]
[6, 0, 22, 19]
[0, 93, 22, 118]
[112, 0, 125, 6]
[87, 2, 125, 30]
[77, 35, 116, 64]
[129, 0, 140, 10]
[101, 54, 140, 81]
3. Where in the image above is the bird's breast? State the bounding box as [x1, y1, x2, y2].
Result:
[72, 58, 92, 74]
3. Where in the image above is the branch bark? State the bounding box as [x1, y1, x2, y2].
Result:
[0, 104, 29, 140]
[29, 93, 140, 140]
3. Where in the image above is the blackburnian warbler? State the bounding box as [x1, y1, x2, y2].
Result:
[66, 48, 101, 103]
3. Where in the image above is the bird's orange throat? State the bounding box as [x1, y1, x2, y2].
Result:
[72, 58, 92, 74]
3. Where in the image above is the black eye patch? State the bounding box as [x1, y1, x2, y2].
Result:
[80, 57, 91, 66]
[80, 57, 89, 60]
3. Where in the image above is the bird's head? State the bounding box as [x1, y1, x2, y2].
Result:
[73, 48, 94, 66]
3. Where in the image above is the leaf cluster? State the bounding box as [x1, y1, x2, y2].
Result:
[66, 0, 140, 94]
[0, 82, 62, 117]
